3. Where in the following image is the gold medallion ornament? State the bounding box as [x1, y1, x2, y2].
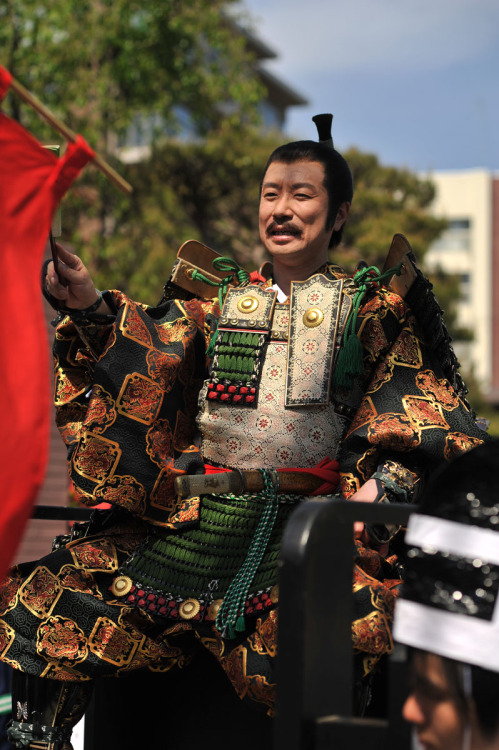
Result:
[237, 295, 260, 314]
[270, 584, 279, 604]
[303, 307, 324, 328]
[178, 598, 201, 620]
[110, 576, 133, 597]
[207, 599, 223, 620]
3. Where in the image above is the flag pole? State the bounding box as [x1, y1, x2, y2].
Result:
[9, 75, 132, 195]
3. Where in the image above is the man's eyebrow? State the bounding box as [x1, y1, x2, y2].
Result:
[292, 182, 316, 190]
[411, 672, 448, 697]
[261, 181, 317, 190]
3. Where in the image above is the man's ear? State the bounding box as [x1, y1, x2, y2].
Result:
[333, 201, 350, 231]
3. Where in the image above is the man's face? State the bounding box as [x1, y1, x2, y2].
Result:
[259, 159, 343, 270]
[403, 652, 465, 750]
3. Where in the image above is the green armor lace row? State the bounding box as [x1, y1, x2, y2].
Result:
[216, 469, 281, 639]
[212, 330, 266, 384]
[190, 256, 250, 357]
[333, 262, 403, 390]
[119, 492, 298, 607]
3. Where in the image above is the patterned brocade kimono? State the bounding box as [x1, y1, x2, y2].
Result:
[0, 263, 485, 716]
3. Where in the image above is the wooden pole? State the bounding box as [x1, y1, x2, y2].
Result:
[9, 76, 133, 195]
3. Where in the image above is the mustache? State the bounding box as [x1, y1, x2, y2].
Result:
[266, 221, 301, 236]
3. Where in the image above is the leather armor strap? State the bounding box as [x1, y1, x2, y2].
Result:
[168, 239, 237, 300]
[174, 469, 324, 498]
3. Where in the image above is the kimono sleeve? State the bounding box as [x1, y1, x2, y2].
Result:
[338, 288, 487, 498]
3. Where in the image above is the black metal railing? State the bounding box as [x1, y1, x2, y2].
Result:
[274, 498, 413, 750]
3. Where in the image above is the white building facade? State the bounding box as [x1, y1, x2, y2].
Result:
[424, 169, 499, 404]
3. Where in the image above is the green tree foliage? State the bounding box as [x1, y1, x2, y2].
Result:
[430, 269, 473, 343]
[0, 0, 266, 300]
[1, 0, 263, 145]
[337, 148, 447, 271]
[77, 129, 282, 301]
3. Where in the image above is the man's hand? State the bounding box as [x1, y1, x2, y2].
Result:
[349, 478, 389, 555]
[45, 244, 111, 314]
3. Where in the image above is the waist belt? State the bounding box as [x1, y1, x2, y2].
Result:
[174, 469, 324, 498]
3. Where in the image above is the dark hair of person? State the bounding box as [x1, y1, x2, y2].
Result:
[406, 440, 499, 740]
[441, 657, 499, 740]
[262, 140, 354, 249]
[408, 650, 499, 740]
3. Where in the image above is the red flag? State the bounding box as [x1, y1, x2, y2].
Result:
[0, 65, 95, 576]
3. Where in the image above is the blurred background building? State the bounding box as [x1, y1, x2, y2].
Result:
[423, 169, 499, 406]
[119, 23, 307, 164]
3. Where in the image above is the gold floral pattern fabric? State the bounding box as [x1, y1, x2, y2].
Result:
[54, 291, 217, 528]
[0, 266, 488, 716]
[338, 283, 486, 494]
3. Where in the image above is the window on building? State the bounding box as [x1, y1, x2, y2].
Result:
[431, 217, 472, 252]
[460, 273, 471, 303]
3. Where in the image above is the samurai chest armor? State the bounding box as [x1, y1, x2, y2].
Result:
[197, 273, 360, 469]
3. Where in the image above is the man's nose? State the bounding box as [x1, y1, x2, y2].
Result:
[402, 693, 425, 726]
[272, 195, 292, 219]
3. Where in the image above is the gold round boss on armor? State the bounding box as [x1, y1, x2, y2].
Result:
[237, 295, 259, 314]
[110, 576, 133, 597]
[179, 598, 201, 620]
[207, 598, 223, 620]
[303, 307, 324, 327]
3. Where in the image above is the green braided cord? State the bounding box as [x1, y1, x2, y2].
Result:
[333, 262, 403, 390]
[216, 470, 280, 639]
[191, 257, 249, 358]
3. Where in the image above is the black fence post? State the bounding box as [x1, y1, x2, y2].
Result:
[275, 498, 412, 750]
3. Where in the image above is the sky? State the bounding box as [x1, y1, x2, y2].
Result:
[242, 0, 499, 174]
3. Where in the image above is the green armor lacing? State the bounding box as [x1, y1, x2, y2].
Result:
[118, 491, 299, 608]
[213, 330, 265, 384]
[216, 469, 280, 639]
[190, 256, 250, 357]
[333, 262, 403, 390]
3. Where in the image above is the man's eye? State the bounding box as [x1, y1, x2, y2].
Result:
[415, 685, 447, 703]
[295, 193, 312, 199]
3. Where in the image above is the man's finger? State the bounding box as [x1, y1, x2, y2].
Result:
[54, 243, 79, 264]
[353, 521, 365, 538]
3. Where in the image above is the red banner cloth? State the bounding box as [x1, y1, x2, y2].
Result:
[0, 65, 95, 577]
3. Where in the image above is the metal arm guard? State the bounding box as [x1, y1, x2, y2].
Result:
[8, 670, 93, 750]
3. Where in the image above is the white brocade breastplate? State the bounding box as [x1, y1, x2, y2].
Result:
[197, 274, 355, 470]
[197, 340, 348, 469]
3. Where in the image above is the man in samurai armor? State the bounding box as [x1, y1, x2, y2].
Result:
[0, 114, 487, 749]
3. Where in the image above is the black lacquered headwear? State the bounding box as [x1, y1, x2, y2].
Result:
[312, 113, 334, 148]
